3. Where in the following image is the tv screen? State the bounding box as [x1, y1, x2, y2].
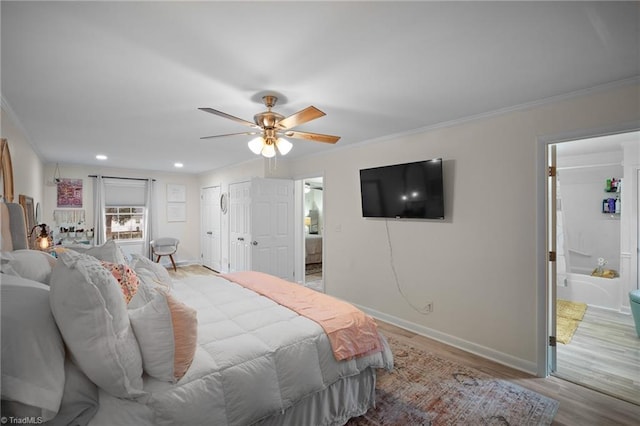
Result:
[359, 158, 444, 219]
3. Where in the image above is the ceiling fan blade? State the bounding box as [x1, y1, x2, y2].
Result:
[199, 107, 258, 128]
[276, 106, 325, 130]
[200, 131, 259, 140]
[283, 130, 340, 144]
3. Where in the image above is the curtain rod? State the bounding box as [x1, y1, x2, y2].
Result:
[88, 175, 156, 182]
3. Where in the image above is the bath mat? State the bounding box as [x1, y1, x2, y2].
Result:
[556, 316, 580, 345]
[556, 299, 587, 344]
[557, 299, 587, 321]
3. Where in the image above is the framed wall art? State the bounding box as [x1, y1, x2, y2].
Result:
[57, 178, 83, 207]
[167, 202, 186, 222]
[0, 138, 14, 202]
[167, 184, 186, 202]
[18, 194, 35, 243]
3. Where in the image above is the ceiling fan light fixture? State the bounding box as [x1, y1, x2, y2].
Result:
[261, 142, 276, 158]
[276, 138, 292, 155]
[248, 137, 264, 155]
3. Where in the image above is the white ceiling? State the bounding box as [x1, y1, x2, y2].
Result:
[2, 1, 638, 174]
[555, 131, 639, 157]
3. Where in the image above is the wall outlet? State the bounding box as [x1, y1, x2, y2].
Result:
[421, 302, 433, 313]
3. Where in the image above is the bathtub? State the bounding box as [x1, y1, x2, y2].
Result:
[557, 272, 623, 311]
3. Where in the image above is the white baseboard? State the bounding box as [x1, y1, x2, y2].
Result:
[355, 303, 539, 376]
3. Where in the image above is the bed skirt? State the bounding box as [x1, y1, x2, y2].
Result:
[89, 368, 377, 426]
[255, 367, 376, 426]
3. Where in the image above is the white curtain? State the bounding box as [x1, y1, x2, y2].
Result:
[143, 178, 155, 258]
[93, 175, 107, 245]
[92, 176, 154, 254]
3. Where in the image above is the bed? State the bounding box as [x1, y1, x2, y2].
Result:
[1, 202, 393, 426]
[305, 233, 323, 265]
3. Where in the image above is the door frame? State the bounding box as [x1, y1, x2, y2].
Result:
[535, 121, 640, 377]
[294, 173, 325, 288]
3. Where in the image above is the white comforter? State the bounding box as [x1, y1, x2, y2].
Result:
[92, 275, 392, 425]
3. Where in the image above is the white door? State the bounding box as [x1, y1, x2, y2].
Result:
[201, 186, 221, 271]
[229, 181, 251, 272]
[251, 178, 295, 281]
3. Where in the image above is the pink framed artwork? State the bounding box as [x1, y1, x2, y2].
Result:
[57, 178, 83, 207]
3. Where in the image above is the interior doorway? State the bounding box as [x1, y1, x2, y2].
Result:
[545, 130, 640, 405]
[301, 176, 324, 292]
[201, 186, 221, 272]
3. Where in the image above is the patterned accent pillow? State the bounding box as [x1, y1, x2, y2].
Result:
[100, 261, 139, 303]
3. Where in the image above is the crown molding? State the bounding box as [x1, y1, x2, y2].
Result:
[333, 76, 640, 153]
[1, 95, 44, 159]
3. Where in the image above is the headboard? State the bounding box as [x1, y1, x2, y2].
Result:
[0, 202, 29, 251]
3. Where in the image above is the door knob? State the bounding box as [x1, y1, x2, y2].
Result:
[237, 237, 244, 241]
[252, 241, 258, 246]
[206, 231, 213, 235]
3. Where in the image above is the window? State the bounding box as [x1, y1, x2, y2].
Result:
[106, 207, 145, 241]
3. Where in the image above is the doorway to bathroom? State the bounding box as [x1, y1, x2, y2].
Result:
[547, 130, 640, 405]
[301, 176, 324, 292]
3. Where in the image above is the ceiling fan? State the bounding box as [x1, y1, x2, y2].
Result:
[199, 95, 340, 158]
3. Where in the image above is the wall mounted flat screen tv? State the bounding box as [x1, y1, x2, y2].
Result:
[360, 158, 444, 219]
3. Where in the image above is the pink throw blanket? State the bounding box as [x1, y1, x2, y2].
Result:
[221, 271, 382, 361]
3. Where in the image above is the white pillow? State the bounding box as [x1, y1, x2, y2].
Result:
[1, 249, 57, 284]
[1, 274, 65, 421]
[49, 250, 144, 398]
[66, 240, 127, 264]
[130, 254, 173, 289]
[129, 290, 197, 383]
[127, 269, 160, 309]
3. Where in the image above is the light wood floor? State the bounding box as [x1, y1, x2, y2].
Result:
[556, 304, 640, 406]
[169, 265, 640, 424]
[168, 264, 219, 279]
[305, 269, 323, 292]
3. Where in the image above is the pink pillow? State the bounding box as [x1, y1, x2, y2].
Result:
[100, 261, 139, 303]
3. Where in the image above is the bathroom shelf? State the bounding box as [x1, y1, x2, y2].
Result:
[602, 178, 621, 215]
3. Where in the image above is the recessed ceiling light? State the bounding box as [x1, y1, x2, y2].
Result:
[174, 162, 184, 168]
[96, 154, 107, 160]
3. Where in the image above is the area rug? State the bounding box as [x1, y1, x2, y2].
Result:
[556, 299, 587, 344]
[347, 337, 558, 426]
